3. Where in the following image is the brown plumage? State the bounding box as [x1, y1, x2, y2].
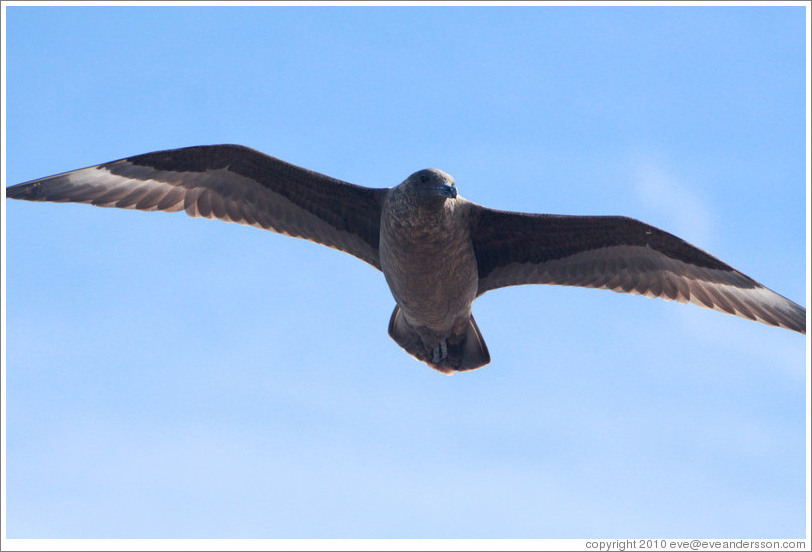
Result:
[6, 144, 806, 373]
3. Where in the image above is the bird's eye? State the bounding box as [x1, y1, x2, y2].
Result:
[420, 174, 428, 183]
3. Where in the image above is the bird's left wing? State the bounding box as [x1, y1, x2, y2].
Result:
[469, 205, 806, 333]
[6, 145, 387, 269]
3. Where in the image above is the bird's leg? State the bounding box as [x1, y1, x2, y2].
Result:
[431, 339, 448, 364]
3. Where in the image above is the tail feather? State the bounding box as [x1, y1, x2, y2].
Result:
[456, 316, 490, 371]
[388, 305, 423, 357]
[388, 306, 490, 373]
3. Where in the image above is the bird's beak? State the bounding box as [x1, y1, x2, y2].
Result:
[433, 184, 457, 199]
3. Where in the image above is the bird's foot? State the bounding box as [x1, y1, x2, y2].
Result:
[430, 339, 448, 364]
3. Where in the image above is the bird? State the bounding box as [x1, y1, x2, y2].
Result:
[6, 144, 806, 373]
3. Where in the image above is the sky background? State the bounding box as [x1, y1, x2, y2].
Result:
[2, 4, 809, 541]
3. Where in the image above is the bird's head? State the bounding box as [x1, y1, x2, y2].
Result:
[399, 168, 457, 208]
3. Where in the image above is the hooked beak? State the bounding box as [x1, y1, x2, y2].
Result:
[433, 184, 457, 199]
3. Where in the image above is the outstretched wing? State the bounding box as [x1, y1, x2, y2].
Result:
[469, 205, 805, 333]
[6, 145, 387, 269]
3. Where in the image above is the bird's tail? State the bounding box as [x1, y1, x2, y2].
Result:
[388, 306, 490, 373]
[452, 315, 491, 372]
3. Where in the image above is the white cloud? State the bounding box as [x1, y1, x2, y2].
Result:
[630, 158, 716, 249]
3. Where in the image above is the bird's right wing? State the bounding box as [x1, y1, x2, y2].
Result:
[469, 205, 806, 333]
[7, 144, 388, 269]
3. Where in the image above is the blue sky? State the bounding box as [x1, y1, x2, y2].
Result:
[2, 4, 808, 542]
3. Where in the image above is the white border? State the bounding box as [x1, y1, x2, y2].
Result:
[1, 1, 809, 551]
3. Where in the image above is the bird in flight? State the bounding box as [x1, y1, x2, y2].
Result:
[6, 145, 806, 373]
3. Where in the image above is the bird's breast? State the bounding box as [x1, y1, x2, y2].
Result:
[379, 200, 478, 332]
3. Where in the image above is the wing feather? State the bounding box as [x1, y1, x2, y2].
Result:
[470, 205, 805, 334]
[7, 145, 387, 268]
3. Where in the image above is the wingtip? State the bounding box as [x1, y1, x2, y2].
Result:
[766, 304, 806, 335]
[789, 312, 807, 335]
[782, 300, 806, 335]
[6, 181, 42, 200]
